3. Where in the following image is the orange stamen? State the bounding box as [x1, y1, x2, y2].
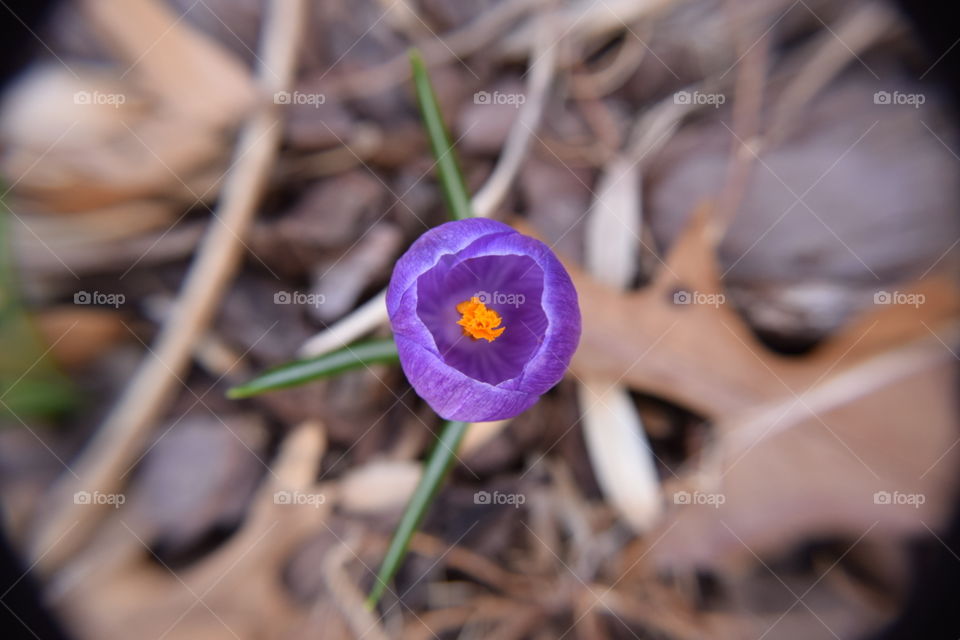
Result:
[456, 297, 505, 342]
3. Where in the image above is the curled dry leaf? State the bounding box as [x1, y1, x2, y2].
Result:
[549, 205, 960, 419]
[0, 0, 255, 214]
[652, 335, 959, 571]
[53, 421, 332, 640]
[78, 0, 255, 126]
[530, 193, 959, 635]
[524, 190, 959, 579]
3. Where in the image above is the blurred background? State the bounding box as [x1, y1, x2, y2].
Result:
[0, 0, 958, 638]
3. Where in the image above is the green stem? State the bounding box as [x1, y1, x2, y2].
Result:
[409, 49, 473, 221]
[365, 419, 470, 609]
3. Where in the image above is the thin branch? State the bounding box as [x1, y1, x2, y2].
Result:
[31, 0, 308, 572]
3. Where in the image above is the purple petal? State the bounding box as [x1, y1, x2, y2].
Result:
[386, 218, 514, 317]
[394, 334, 539, 421]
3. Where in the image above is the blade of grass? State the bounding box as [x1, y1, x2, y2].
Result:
[0, 199, 75, 419]
[409, 49, 473, 221]
[365, 419, 469, 610]
[227, 338, 398, 398]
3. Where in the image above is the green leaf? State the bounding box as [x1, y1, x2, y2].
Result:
[0, 200, 76, 421]
[226, 338, 399, 398]
[366, 419, 470, 610]
[409, 49, 474, 221]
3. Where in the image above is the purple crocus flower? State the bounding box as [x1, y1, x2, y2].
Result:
[387, 218, 581, 422]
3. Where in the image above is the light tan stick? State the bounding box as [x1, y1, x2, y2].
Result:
[31, 0, 308, 572]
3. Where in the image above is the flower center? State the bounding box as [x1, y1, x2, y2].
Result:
[456, 297, 505, 342]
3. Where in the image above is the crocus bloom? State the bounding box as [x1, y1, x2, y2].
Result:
[387, 218, 581, 421]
